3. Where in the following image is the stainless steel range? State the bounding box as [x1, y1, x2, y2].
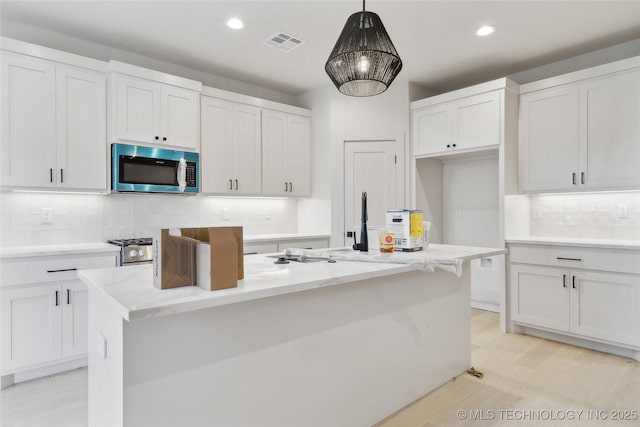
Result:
[107, 238, 153, 266]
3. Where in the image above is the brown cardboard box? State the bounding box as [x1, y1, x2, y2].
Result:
[153, 227, 244, 290]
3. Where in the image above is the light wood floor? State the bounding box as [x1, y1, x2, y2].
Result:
[2, 309, 639, 427]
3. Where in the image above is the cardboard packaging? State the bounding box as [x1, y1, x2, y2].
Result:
[153, 227, 244, 291]
[385, 210, 424, 251]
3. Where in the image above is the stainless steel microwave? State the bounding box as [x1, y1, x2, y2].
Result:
[112, 143, 199, 194]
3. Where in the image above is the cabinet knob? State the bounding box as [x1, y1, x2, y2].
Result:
[452, 144, 456, 148]
[155, 136, 159, 140]
[446, 144, 450, 148]
[163, 137, 167, 141]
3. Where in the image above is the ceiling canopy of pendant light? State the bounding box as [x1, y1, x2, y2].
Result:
[325, 0, 403, 97]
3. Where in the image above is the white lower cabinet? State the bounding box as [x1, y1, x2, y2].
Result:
[509, 243, 640, 351]
[0, 251, 117, 377]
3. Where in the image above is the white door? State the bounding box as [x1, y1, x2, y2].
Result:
[1, 284, 62, 373]
[286, 115, 311, 196]
[344, 141, 396, 244]
[56, 67, 107, 191]
[62, 281, 89, 357]
[233, 104, 262, 195]
[580, 69, 640, 190]
[201, 97, 233, 193]
[570, 270, 640, 346]
[520, 85, 579, 192]
[510, 264, 570, 332]
[1, 53, 56, 188]
[161, 85, 198, 149]
[115, 75, 161, 144]
[261, 109, 288, 195]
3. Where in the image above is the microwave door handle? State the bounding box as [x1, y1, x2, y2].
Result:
[177, 159, 187, 192]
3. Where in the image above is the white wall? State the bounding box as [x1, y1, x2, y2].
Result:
[0, 20, 298, 105]
[0, 193, 297, 247]
[296, 80, 413, 246]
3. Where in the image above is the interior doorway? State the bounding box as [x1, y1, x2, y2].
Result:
[343, 140, 397, 245]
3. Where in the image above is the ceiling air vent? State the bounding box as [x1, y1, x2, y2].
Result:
[264, 32, 305, 52]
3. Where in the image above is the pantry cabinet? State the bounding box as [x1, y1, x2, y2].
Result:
[412, 90, 501, 157]
[509, 243, 640, 350]
[1, 53, 106, 191]
[262, 109, 311, 197]
[0, 250, 118, 377]
[201, 97, 261, 195]
[520, 62, 640, 192]
[113, 74, 199, 150]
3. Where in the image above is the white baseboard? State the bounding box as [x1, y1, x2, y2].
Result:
[11, 357, 87, 384]
[471, 300, 499, 313]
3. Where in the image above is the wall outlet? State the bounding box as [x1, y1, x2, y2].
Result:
[265, 206, 272, 220]
[533, 206, 543, 219]
[223, 208, 231, 221]
[617, 204, 629, 219]
[480, 257, 494, 270]
[41, 208, 53, 224]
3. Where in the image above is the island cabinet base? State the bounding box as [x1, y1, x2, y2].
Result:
[89, 267, 471, 427]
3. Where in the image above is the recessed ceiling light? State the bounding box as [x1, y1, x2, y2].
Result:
[227, 18, 244, 30]
[476, 25, 495, 36]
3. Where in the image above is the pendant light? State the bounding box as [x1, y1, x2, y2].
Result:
[325, 0, 403, 97]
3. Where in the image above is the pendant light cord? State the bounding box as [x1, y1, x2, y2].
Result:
[362, 0, 365, 13]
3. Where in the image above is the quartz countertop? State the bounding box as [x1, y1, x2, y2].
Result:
[0, 243, 121, 259]
[79, 244, 506, 321]
[243, 233, 330, 243]
[506, 236, 640, 250]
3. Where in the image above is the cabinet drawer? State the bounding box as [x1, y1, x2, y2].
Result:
[277, 239, 329, 251]
[509, 244, 640, 275]
[1, 254, 118, 287]
[243, 243, 278, 255]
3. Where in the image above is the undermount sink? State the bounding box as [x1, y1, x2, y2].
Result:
[266, 254, 328, 263]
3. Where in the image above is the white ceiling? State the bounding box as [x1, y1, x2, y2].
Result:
[1, 1, 640, 95]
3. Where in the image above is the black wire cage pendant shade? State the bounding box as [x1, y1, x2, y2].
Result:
[325, 0, 403, 97]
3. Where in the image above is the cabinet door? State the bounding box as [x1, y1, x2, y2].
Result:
[580, 70, 640, 190]
[286, 115, 311, 196]
[115, 75, 161, 144]
[233, 104, 262, 195]
[201, 97, 233, 193]
[520, 85, 579, 192]
[510, 264, 570, 332]
[1, 53, 56, 188]
[1, 284, 62, 373]
[56, 67, 107, 190]
[160, 85, 198, 149]
[412, 104, 450, 156]
[452, 91, 500, 151]
[570, 270, 640, 346]
[261, 109, 288, 195]
[62, 281, 89, 358]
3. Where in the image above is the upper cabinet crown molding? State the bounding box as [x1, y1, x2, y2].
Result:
[201, 86, 311, 117]
[410, 77, 519, 110]
[108, 60, 202, 92]
[520, 56, 640, 94]
[1, 37, 108, 73]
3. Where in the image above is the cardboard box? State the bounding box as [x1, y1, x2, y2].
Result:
[153, 227, 244, 290]
[385, 210, 424, 251]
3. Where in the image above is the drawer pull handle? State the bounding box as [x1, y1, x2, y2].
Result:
[556, 257, 581, 262]
[572, 275, 576, 289]
[46, 268, 78, 273]
[581, 172, 585, 185]
[55, 290, 59, 306]
[67, 289, 71, 305]
[572, 173, 576, 185]
[562, 274, 567, 288]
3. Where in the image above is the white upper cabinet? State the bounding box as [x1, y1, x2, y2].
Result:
[1, 53, 56, 188]
[111, 63, 200, 150]
[262, 109, 310, 197]
[520, 59, 640, 193]
[412, 89, 501, 157]
[580, 70, 640, 190]
[1, 53, 107, 191]
[520, 85, 580, 192]
[201, 97, 261, 195]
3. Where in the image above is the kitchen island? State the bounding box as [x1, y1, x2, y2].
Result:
[80, 244, 505, 427]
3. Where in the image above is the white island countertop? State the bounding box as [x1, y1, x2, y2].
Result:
[79, 244, 506, 321]
[506, 236, 640, 250]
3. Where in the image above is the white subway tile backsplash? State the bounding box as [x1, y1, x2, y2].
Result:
[530, 192, 640, 240]
[0, 193, 298, 247]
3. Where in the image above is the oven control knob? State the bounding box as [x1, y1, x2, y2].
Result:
[128, 249, 138, 258]
[138, 249, 144, 257]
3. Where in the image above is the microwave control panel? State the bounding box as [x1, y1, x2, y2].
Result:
[186, 162, 197, 187]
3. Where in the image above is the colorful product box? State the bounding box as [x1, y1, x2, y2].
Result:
[385, 210, 424, 251]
